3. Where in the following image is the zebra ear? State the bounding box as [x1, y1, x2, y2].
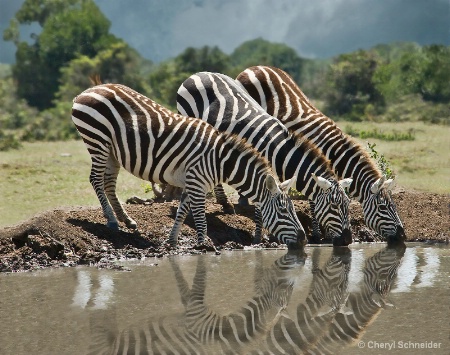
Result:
[383, 177, 396, 191]
[311, 173, 332, 191]
[370, 176, 386, 194]
[279, 177, 296, 193]
[265, 175, 281, 194]
[339, 178, 353, 189]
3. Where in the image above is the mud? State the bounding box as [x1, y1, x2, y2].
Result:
[0, 189, 448, 272]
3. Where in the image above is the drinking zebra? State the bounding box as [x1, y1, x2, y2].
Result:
[236, 65, 405, 243]
[71, 83, 305, 249]
[177, 72, 353, 246]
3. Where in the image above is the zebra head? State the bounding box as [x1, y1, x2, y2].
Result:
[363, 176, 405, 242]
[258, 175, 306, 249]
[312, 174, 353, 245]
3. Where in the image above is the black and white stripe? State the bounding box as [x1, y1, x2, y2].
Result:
[308, 243, 406, 354]
[250, 247, 352, 354]
[236, 65, 405, 242]
[177, 72, 353, 246]
[71, 83, 305, 248]
[87, 250, 306, 355]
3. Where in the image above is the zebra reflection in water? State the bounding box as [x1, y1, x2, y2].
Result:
[81, 243, 429, 354]
[87, 250, 306, 354]
[249, 247, 353, 354]
[250, 243, 406, 355]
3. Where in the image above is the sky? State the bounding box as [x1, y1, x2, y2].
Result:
[0, 0, 448, 64]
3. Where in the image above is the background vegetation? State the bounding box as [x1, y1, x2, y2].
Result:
[0, 0, 448, 226]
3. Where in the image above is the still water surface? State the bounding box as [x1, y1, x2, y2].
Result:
[0, 243, 448, 354]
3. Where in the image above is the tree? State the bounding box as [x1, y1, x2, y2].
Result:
[175, 46, 231, 75]
[56, 41, 153, 103]
[324, 50, 385, 120]
[3, 0, 119, 109]
[230, 38, 305, 82]
[148, 46, 231, 109]
[373, 44, 450, 104]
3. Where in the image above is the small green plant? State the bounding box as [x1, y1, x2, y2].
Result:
[288, 188, 306, 200]
[0, 130, 21, 151]
[366, 142, 395, 179]
[345, 125, 415, 141]
[142, 183, 153, 194]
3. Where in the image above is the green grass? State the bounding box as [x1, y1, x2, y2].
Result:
[0, 140, 148, 227]
[0, 122, 448, 227]
[338, 121, 449, 194]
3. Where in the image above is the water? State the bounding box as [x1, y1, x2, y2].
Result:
[0, 243, 448, 354]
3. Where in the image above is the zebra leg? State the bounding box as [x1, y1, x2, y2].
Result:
[213, 184, 235, 214]
[104, 155, 137, 229]
[168, 192, 190, 247]
[89, 155, 119, 229]
[187, 192, 208, 245]
[253, 206, 263, 244]
[238, 192, 250, 206]
[309, 200, 322, 244]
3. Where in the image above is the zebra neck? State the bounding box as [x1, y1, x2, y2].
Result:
[278, 143, 333, 200]
[277, 109, 383, 204]
[220, 146, 270, 203]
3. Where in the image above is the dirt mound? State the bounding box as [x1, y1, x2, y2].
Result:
[0, 189, 448, 272]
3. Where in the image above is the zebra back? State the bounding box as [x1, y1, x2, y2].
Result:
[177, 72, 354, 244]
[236, 66, 405, 241]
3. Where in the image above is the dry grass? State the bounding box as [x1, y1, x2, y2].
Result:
[0, 140, 146, 227]
[338, 121, 449, 194]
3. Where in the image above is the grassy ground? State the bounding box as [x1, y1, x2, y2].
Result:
[336, 121, 449, 194]
[0, 121, 448, 227]
[0, 140, 146, 227]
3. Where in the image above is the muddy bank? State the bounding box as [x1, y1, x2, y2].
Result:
[0, 189, 448, 272]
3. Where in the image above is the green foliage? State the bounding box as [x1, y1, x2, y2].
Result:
[366, 142, 395, 179]
[373, 44, 450, 104]
[4, 0, 120, 109]
[148, 46, 231, 109]
[175, 46, 231, 75]
[56, 41, 153, 103]
[345, 125, 415, 141]
[0, 130, 21, 151]
[148, 60, 189, 110]
[142, 183, 153, 194]
[230, 38, 305, 82]
[380, 94, 449, 125]
[323, 50, 385, 120]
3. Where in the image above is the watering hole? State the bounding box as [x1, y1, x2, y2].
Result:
[0, 243, 448, 354]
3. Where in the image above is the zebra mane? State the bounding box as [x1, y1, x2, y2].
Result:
[287, 129, 338, 179]
[250, 65, 382, 180]
[89, 74, 103, 86]
[220, 131, 276, 180]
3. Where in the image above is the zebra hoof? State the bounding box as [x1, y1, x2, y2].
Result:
[107, 221, 119, 230]
[126, 220, 138, 229]
[238, 197, 250, 206]
[221, 203, 235, 214]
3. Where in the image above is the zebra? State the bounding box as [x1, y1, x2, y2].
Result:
[177, 72, 353, 246]
[71, 83, 305, 249]
[87, 250, 306, 355]
[235, 65, 405, 243]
